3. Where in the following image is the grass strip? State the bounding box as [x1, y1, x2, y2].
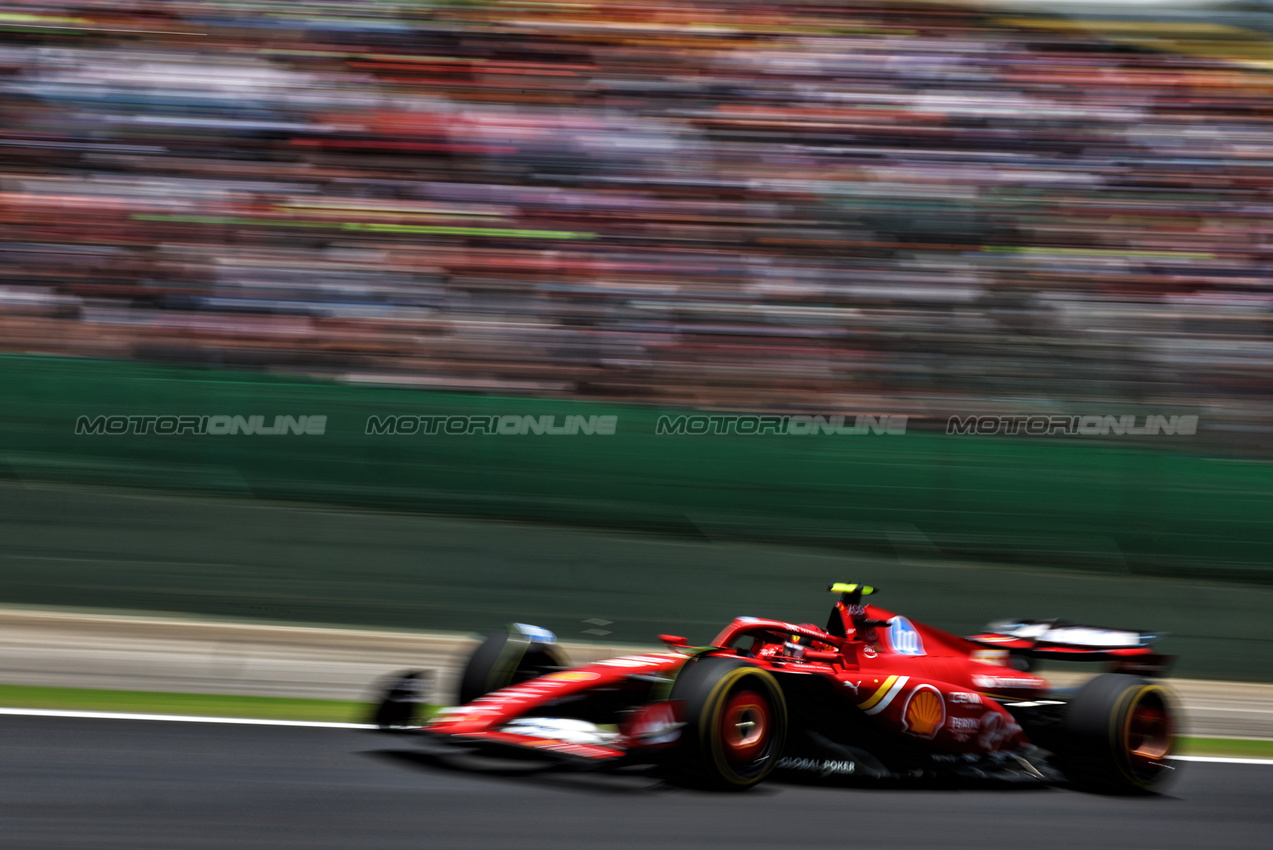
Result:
[1178, 736, 1273, 759]
[0, 684, 438, 724]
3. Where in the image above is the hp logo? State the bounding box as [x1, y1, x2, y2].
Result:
[889, 617, 926, 656]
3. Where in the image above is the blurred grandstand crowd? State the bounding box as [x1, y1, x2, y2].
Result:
[1, 1, 1271, 438]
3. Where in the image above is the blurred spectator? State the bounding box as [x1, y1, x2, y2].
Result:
[1, 0, 1271, 444]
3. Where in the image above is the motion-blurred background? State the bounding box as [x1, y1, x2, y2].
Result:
[1, 0, 1271, 679]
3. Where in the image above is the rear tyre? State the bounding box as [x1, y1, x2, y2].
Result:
[1062, 673, 1178, 794]
[668, 657, 787, 790]
[458, 631, 569, 705]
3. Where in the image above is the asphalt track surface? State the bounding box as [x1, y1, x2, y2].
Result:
[3, 716, 1271, 850]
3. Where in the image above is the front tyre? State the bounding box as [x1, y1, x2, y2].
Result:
[1062, 673, 1178, 795]
[370, 670, 426, 732]
[668, 657, 787, 790]
[458, 630, 569, 705]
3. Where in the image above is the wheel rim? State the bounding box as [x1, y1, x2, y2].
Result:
[1126, 689, 1173, 776]
[720, 689, 771, 765]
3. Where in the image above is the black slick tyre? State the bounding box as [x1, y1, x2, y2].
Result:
[1062, 673, 1178, 794]
[458, 631, 569, 705]
[668, 657, 787, 790]
[370, 670, 426, 732]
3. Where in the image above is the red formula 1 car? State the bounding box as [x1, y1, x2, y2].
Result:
[372, 584, 1178, 794]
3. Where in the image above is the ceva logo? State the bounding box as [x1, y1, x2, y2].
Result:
[889, 617, 926, 656]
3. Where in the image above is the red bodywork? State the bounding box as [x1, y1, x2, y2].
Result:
[422, 599, 1164, 765]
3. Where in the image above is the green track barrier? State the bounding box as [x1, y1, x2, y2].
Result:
[1, 354, 1270, 581]
[4, 480, 1273, 680]
[1, 350, 1271, 679]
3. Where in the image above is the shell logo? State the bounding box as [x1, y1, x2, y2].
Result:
[902, 685, 945, 739]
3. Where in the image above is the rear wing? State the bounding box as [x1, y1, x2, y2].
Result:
[967, 619, 1173, 675]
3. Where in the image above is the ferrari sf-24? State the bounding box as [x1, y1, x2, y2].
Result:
[371, 583, 1178, 794]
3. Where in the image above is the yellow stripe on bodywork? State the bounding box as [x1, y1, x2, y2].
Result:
[857, 675, 899, 712]
[862, 676, 909, 716]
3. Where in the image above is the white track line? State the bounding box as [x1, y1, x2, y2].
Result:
[0, 706, 373, 729]
[1171, 755, 1273, 765]
[2, 707, 1271, 765]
